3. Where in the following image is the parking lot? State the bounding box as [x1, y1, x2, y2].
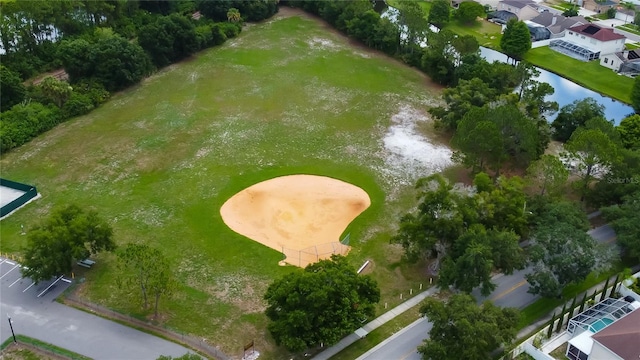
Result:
[0, 257, 192, 359]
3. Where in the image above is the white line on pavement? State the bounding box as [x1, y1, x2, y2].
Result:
[0, 265, 20, 279]
[37, 275, 64, 297]
[8, 277, 22, 287]
[23, 282, 35, 292]
[5, 261, 15, 265]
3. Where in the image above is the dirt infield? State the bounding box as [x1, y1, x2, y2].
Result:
[220, 175, 371, 267]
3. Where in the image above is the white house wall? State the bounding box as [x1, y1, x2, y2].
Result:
[590, 341, 624, 360]
[564, 29, 626, 55]
[600, 55, 623, 71]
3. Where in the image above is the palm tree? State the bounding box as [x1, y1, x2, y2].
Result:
[621, 1, 636, 24]
[227, 8, 241, 23]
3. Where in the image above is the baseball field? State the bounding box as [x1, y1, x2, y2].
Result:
[0, 9, 451, 358]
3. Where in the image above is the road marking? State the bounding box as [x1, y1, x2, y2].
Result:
[491, 279, 528, 301]
[8, 277, 22, 287]
[0, 259, 6, 265]
[0, 265, 19, 279]
[38, 275, 64, 297]
[5, 260, 15, 265]
[23, 282, 35, 292]
[61, 277, 72, 283]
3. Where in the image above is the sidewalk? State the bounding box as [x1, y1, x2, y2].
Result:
[312, 286, 439, 360]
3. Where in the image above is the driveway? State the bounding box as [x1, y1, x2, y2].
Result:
[0, 258, 193, 360]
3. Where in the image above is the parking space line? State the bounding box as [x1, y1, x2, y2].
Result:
[61, 278, 72, 283]
[37, 275, 64, 297]
[0, 265, 19, 279]
[8, 277, 22, 287]
[23, 282, 35, 292]
[0, 259, 6, 265]
[5, 260, 16, 266]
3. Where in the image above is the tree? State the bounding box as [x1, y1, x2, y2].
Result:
[0, 65, 26, 112]
[564, 127, 619, 200]
[587, 147, 640, 206]
[118, 243, 177, 318]
[500, 19, 531, 60]
[226, 7, 241, 23]
[526, 154, 569, 197]
[531, 200, 590, 233]
[396, 0, 430, 49]
[138, 14, 199, 68]
[602, 192, 640, 262]
[562, 5, 579, 17]
[552, 98, 606, 142]
[38, 76, 73, 108]
[631, 74, 640, 114]
[22, 205, 115, 283]
[264, 255, 380, 351]
[456, 1, 485, 25]
[618, 114, 640, 149]
[418, 293, 519, 360]
[526, 222, 608, 298]
[428, 0, 450, 27]
[452, 104, 539, 176]
[429, 77, 498, 130]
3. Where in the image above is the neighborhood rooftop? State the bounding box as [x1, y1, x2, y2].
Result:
[591, 309, 640, 360]
[570, 24, 626, 42]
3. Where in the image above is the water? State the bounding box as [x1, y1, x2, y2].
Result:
[381, 6, 634, 125]
[480, 47, 634, 124]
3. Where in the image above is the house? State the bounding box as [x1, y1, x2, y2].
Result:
[601, 49, 640, 75]
[565, 297, 640, 360]
[524, 20, 551, 41]
[566, 304, 640, 360]
[496, 0, 541, 20]
[583, 0, 619, 14]
[529, 12, 589, 38]
[550, 23, 626, 61]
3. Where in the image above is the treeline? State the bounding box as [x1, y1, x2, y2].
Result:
[0, 0, 277, 153]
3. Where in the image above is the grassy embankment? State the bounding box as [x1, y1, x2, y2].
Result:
[0, 12, 447, 359]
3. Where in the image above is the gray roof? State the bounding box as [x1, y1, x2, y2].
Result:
[530, 12, 589, 34]
[500, 0, 538, 9]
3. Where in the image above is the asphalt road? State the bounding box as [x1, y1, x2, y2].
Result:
[0, 258, 193, 360]
[356, 224, 616, 360]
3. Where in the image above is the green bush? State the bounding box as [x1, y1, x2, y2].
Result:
[0, 102, 62, 152]
[63, 93, 95, 118]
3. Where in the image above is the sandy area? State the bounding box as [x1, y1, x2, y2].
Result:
[220, 175, 370, 267]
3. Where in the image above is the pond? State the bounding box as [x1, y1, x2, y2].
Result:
[480, 47, 634, 125]
[380, 5, 634, 125]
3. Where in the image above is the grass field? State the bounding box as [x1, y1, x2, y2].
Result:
[524, 47, 634, 104]
[0, 10, 450, 359]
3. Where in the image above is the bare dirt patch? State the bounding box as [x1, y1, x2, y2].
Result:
[220, 175, 371, 267]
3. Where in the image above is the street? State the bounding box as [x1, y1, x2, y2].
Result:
[0, 258, 193, 360]
[355, 224, 616, 360]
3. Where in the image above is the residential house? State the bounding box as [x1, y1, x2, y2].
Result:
[567, 305, 640, 360]
[529, 12, 589, 38]
[550, 23, 626, 61]
[524, 20, 551, 40]
[583, 0, 619, 14]
[496, 0, 541, 20]
[601, 49, 640, 75]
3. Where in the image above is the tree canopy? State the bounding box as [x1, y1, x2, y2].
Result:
[551, 98, 605, 142]
[455, 1, 485, 24]
[428, 0, 451, 27]
[418, 293, 519, 360]
[526, 154, 569, 197]
[618, 114, 640, 150]
[264, 255, 380, 351]
[500, 19, 531, 60]
[602, 192, 640, 262]
[0, 65, 26, 111]
[22, 205, 115, 283]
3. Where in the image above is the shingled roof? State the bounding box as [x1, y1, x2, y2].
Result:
[591, 310, 640, 360]
[571, 23, 626, 42]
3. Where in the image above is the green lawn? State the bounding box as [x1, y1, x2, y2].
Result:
[444, 19, 503, 49]
[0, 12, 446, 360]
[524, 47, 634, 104]
[617, 24, 640, 36]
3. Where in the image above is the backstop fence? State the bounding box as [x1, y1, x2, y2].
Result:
[281, 241, 351, 268]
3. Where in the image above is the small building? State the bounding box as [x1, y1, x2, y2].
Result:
[566, 299, 640, 360]
[550, 23, 626, 61]
[529, 12, 589, 38]
[496, 0, 541, 20]
[583, 0, 619, 14]
[488, 10, 518, 24]
[601, 49, 640, 75]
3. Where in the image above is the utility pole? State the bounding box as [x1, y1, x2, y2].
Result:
[7, 314, 16, 343]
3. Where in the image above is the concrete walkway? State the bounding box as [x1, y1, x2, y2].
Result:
[312, 287, 439, 360]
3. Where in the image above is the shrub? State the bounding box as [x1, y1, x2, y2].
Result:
[63, 93, 95, 118]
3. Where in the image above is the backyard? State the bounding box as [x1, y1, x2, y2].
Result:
[524, 46, 634, 104]
[0, 10, 450, 359]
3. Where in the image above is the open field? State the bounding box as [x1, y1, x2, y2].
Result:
[524, 46, 634, 104]
[0, 10, 450, 359]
